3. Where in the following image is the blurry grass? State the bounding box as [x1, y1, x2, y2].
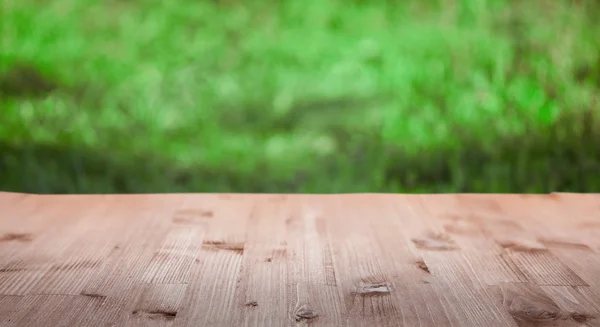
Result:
[1, 0, 599, 193]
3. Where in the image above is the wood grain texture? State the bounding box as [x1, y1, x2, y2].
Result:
[1, 192, 599, 327]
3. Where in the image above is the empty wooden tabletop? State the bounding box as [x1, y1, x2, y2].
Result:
[1, 192, 600, 326]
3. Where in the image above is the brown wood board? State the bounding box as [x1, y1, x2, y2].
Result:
[1, 192, 599, 326]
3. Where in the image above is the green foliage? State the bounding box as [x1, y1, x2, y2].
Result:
[1, 0, 599, 193]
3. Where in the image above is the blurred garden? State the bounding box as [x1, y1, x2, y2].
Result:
[1, 0, 599, 193]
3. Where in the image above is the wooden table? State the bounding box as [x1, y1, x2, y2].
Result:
[1, 192, 599, 326]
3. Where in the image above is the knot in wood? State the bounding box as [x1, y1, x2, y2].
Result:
[523, 307, 559, 320]
[355, 282, 392, 296]
[570, 313, 589, 323]
[294, 306, 318, 321]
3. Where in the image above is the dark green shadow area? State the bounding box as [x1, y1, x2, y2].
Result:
[0, 63, 60, 99]
[2, 107, 598, 194]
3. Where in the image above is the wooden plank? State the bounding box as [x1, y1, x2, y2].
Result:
[172, 196, 254, 327]
[284, 196, 344, 326]
[374, 196, 458, 327]
[324, 195, 405, 326]
[233, 196, 292, 326]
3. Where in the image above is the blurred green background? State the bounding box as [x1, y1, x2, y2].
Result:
[1, 0, 599, 194]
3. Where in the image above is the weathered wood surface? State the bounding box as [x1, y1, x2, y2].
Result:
[1, 192, 600, 327]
